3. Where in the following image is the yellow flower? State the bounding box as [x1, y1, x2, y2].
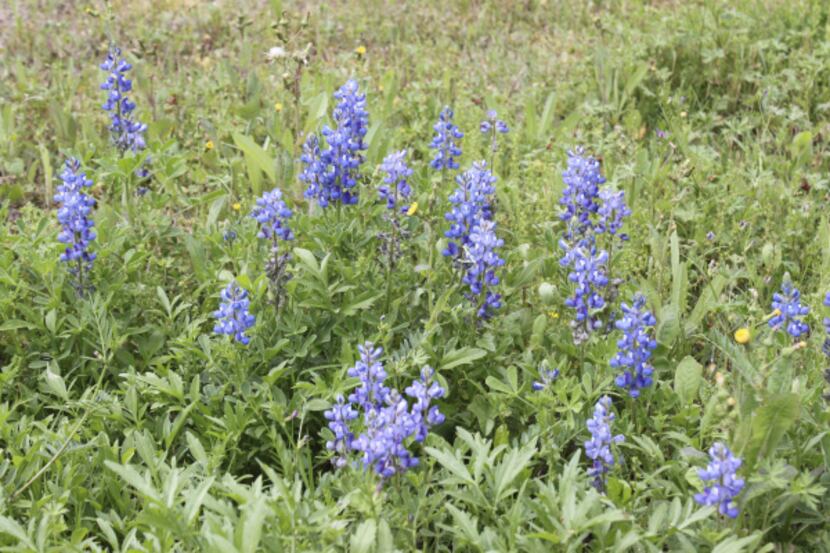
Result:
[406, 202, 418, 216]
[355, 45, 367, 56]
[734, 327, 751, 345]
[547, 310, 560, 319]
[205, 140, 214, 150]
[274, 102, 283, 113]
[232, 202, 242, 212]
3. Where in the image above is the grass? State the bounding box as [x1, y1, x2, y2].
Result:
[2, 0, 830, 551]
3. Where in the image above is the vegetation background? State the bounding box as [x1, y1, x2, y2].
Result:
[2, 0, 830, 550]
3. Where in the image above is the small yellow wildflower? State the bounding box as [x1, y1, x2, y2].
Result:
[547, 310, 560, 319]
[406, 202, 419, 216]
[274, 102, 283, 113]
[232, 202, 242, 212]
[205, 140, 214, 150]
[355, 45, 367, 56]
[680, 111, 688, 118]
[734, 327, 751, 345]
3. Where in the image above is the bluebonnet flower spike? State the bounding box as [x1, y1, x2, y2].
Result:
[213, 282, 256, 345]
[584, 396, 624, 491]
[610, 293, 657, 398]
[55, 159, 97, 294]
[430, 106, 463, 171]
[769, 282, 809, 338]
[694, 442, 744, 518]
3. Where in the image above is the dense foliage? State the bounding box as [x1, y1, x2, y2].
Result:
[2, 0, 830, 551]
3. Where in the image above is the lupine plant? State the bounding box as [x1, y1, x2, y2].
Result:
[462, 218, 504, 319]
[250, 187, 294, 308]
[694, 443, 744, 519]
[769, 282, 810, 338]
[532, 366, 560, 391]
[584, 396, 624, 491]
[443, 161, 496, 258]
[213, 282, 256, 345]
[377, 149, 413, 269]
[480, 109, 509, 168]
[301, 79, 369, 207]
[429, 106, 463, 172]
[610, 294, 657, 398]
[55, 158, 97, 296]
[557, 148, 630, 342]
[323, 343, 445, 481]
[100, 46, 150, 178]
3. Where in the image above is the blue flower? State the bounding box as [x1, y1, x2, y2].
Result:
[213, 282, 256, 345]
[378, 149, 413, 212]
[769, 282, 810, 338]
[55, 159, 97, 293]
[463, 218, 505, 319]
[443, 161, 496, 257]
[480, 109, 509, 153]
[584, 396, 624, 491]
[430, 106, 464, 171]
[347, 343, 390, 411]
[694, 442, 744, 518]
[324, 395, 358, 468]
[299, 134, 329, 206]
[610, 294, 657, 398]
[404, 367, 446, 442]
[596, 189, 631, 239]
[251, 187, 294, 242]
[560, 244, 608, 332]
[480, 110, 509, 135]
[324, 342, 446, 480]
[532, 367, 560, 391]
[100, 47, 148, 154]
[560, 148, 605, 243]
[303, 79, 369, 207]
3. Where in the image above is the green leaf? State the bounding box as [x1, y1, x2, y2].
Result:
[440, 347, 487, 370]
[104, 461, 160, 501]
[746, 393, 800, 469]
[0, 320, 36, 331]
[674, 356, 702, 405]
[232, 132, 276, 195]
[0, 516, 35, 548]
[425, 446, 475, 485]
[350, 519, 377, 553]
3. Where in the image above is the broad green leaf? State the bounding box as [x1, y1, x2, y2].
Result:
[350, 519, 377, 553]
[674, 356, 702, 405]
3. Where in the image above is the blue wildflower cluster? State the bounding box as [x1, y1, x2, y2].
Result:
[251, 188, 294, 242]
[557, 148, 630, 339]
[100, 47, 150, 178]
[324, 343, 446, 480]
[532, 366, 560, 391]
[584, 396, 624, 491]
[769, 282, 810, 338]
[610, 294, 657, 398]
[430, 106, 464, 171]
[301, 79, 369, 207]
[251, 188, 294, 307]
[463, 219, 505, 319]
[213, 282, 256, 345]
[597, 189, 631, 239]
[480, 109, 509, 152]
[694, 442, 744, 518]
[559, 246, 609, 334]
[378, 149, 413, 212]
[55, 159, 97, 294]
[443, 161, 496, 258]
